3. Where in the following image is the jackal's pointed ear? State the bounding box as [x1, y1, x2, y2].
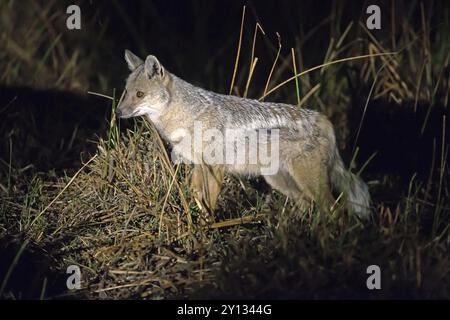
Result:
[144, 55, 164, 79]
[125, 49, 143, 71]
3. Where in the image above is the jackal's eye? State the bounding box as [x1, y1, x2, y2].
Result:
[136, 91, 144, 98]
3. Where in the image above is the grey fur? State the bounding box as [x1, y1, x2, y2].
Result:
[117, 50, 371, 218]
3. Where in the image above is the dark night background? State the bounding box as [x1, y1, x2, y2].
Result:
[0, 0, 449, 300]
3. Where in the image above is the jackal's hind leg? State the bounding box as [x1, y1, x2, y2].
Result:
[288, 160, 335, 213]
[263, 171, 312, 211]
[190, 164, 224, 224]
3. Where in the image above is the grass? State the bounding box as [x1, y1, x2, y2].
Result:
[0, 1, 449, 299]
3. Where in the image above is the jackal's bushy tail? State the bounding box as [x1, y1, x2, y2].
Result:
[329, 146, 371, 219]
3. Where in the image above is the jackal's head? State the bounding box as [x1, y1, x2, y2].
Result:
[116, 50, 170, 119]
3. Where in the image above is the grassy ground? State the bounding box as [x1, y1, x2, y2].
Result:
[0, 1, 449, 299]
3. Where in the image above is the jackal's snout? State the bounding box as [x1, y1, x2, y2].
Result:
[116, 50, 171, 120]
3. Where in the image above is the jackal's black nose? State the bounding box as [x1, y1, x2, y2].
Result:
[115, 108, 122, 118]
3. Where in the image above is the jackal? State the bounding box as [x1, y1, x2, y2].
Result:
[116, 50, 371, 219]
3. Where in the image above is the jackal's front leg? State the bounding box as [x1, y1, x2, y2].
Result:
[190, 164, 224, 224]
